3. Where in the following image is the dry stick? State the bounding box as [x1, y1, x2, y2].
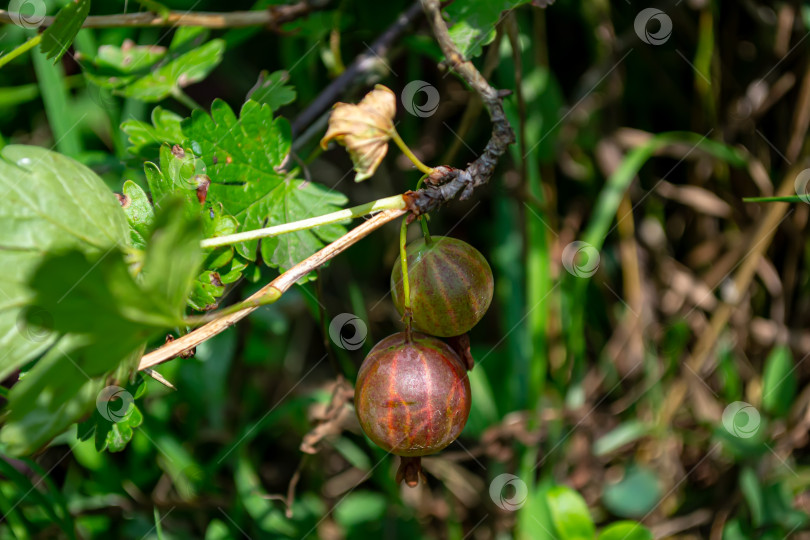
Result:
[616, 192, 645, 363]
[658, 164, 804, 427]
[138, 209, 405, 371]
[0, 1, 327, 28]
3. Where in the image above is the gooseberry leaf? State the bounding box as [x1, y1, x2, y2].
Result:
[40, 0, 90, 62]
[247, 70, 297, 112]
[75, 374, 147, 453]
[121, 107, 184, 157]
[94, 41, 167, 74]
[0, 145, 128, 383]
[80, 29, 223, 103]
[121, 39, 225, 102]
[141, 144, 246, 307]
[100, 400, 144, 453]
[189, 271, 226, 311]
[182, 99, 348, 273]
[0, 199, 202, 456]
[121, 180, 155, 249]
[444, 1, 532, 58]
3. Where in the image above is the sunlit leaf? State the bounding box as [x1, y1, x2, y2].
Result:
[40, 0, 91, 62]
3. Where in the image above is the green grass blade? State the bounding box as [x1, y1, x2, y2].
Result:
[32, 50, 82, 156]
[743, 195, 806, 203]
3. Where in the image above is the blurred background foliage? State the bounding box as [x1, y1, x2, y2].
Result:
[1, 0, 810, 538]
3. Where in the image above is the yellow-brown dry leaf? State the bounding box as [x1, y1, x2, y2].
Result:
[320, 85, 396, 182]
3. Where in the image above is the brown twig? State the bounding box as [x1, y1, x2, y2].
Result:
[404, 0, 516, 216]
[137, 209, 405, 371]
[0, 1, 328, 29]
[439, 26, 503, 165]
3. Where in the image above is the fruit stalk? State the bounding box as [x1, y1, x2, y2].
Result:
[390, 127, 434, 176]
[399, 218, 413, 339]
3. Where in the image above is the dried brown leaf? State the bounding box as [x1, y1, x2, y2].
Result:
[320, 85, 396, 182]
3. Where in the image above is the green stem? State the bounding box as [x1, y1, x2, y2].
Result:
[200, 194, 407, 249]
[414, 174, 432, 242]
[419, 216, 432, 243]
[170, 86, 202, 110]
[400, 218, 413, 338]
[390, 127, 434, 175]
[184, 287, 282, 326]
[0, 34, 41, 70]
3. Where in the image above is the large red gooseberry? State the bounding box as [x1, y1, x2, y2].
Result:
[354, 332, 471, 457]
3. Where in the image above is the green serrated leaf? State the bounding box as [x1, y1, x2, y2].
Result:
[106, 421, 133, 452]
[140, 197, 204, 314]
[201, 203, 238, 270]
[0, 335, 105, 456]
[183, 99, 348, 270]
[188, 271, 225, 311]
[170, 26, 210, 52]
[95, 42, 167, 74]
[0, 200, 200, 456]
[219, 257, 249, 284]
[0, 145, 128, 382]
[121, 107, 185, 156]
[93, 382, 144, 453]
[444, 1, 531, 58]
[40, 0, 91, 62]
[121, 39, 225, 102]
[258, 180, 348, 274]
[122, 180, 155, 249]
[140, 142, 247, 307]
[247, 70, 297, 112]
[145, 145, 207, 210]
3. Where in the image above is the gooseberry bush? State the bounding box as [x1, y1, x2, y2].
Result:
[1, 0, 808, 538]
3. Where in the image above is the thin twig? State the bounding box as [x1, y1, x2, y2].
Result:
[200, 194, 406, 249]
[404, 0, 516, 215]
[0, 1, 329, 29]
[137, 209, 405, 371]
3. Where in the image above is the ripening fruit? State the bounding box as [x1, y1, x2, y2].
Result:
[354, 332, 471, 456]
[391, 236, 494, 337]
